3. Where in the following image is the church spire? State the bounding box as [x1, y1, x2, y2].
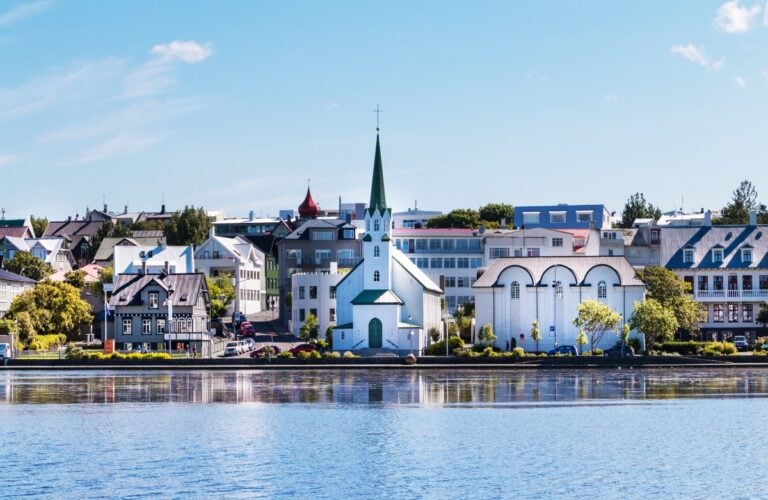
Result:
[369, 134, 387, 212]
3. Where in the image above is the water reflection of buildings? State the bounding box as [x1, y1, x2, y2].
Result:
[0, 370, 767, 405]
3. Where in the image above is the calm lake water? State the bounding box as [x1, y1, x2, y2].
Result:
[2, 368, 767, 498]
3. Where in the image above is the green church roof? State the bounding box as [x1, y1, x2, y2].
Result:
[351, 289, 404, 305]
[368, 134, 387, 213]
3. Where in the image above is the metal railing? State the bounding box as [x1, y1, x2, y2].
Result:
[695, 289, 768, 300]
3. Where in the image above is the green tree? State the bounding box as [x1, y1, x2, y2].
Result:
[621, 323, 631, 346]
[3, 251, 54, 281]
[6, 281, 92, 341]
[206, 275, 236, 318]
[576, 328, 587, 354]
[427, 209, 485, 229]
[478, 323, 496, 346]
[637, 266, 706, 336]
[429, 326, 441, 342]
[479, 203, 514, 227]
[531, 320, 541, 353]
[89, 220, 131, 260]
[64, 270, 86, 289]
[90, 266, 113, 297]
[573, 300, 622, 353]
[714, 180, 765, 225]
[629, 298, 679, 346]
[130, 220, 167, 231]
[300, 313, 319, 340]
[30, 215, 48, 238]
[621, 193, 661, 228]
[166, 206, 211, 247]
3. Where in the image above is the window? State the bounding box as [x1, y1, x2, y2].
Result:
[470, 257, 483, 268]
[683, 276, 694, 293]
[761, 275, 768, 290]
[552, 238, 563, 248]
[713, 276, 724, 291]
[598, 281, 607, 299]
[366, 220, 370, 232]
[743, 304, 753, 323]
[299, 309, 306, 322]
[416, 257, 429, 269]
[417, 239, 429, 250]
[526, 248, 540, 257]
[310, 308, 317, 318]
[445, 296, 457, 309]
[157, 318, 166, 333]
[0, 283, 6, 303]
[457, 277, 471, 288]
[728, 275, 738, 291]
[311, 231, 334, 240]
[148, 291, 159, 309]
[456, 239, 469, 251]
[343, 229, 355, 240]
[577, 211, 593, 223]
[142, 318, 151, 335]
[728, 304, 739, 323]
[550, 212, 566, 224]
[743, 275, 753, 290]
[489, 248, 510, 259]
[299, 286, 305, 300]
[330, 308, 336, 321]
[683, 249, 694, 264]
[458, 258, 469, 268]
[374, 220, 380, 232]
[522, 212, 540, 225]
[510, 281, 520, 300]
[373, 270, 380, 282]
[442, 239, 454, 251]
[555, 283, 563, 300]
[309, 286, 317, 299]
[444, 258, 456, 269]
[651, 230, 659, 242]
[430, 258, 443, 269]
[122, 318, 132, 335]
[374, 246, 380, 257]
[742, 248, 753, 263]
[712, 248, 724, 263]
[428, 239, 440, 250]
[444, 277, 456, 288]
[329, 286, 336, 299]
[713, 304, 724, 323]
[315, 249, 331, 264]
[698, 276, 708, 291]
[514, 249, 523, 257]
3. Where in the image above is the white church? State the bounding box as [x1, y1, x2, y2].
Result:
[333, 134, 443, 355]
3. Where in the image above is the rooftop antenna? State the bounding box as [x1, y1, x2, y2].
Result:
[1, 208, 5, 220]
[373, 104, 382, 132]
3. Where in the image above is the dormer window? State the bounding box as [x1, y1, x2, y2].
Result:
[683, 249, 694, 264]
[712, 248, 724, 263]
[742, 248, 753, 263]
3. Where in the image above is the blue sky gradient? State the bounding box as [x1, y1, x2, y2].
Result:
[2, 1, 768, 219]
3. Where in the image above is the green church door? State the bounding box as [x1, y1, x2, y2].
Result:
[368, 318, 383, 348]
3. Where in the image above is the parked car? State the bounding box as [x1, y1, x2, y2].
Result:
[289, 343, 317, 356]
[240, 322, 255, 337]
[604, 345, 635, 357]
[733, 336, 749, 351]
[251, 345, 282, 358]
[547, 345, 578, 356]
[223, 342, 241, 356]
[232, 311, 246, 326]
[0, 342, 13, 360]
[242, 338, 256, 351]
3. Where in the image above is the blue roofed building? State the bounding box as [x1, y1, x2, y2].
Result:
[514, 204, 612, 230]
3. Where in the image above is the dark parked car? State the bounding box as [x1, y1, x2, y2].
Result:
[547, 345, 578, 356]
[604, 345, 635, 357]
[240, 321, 255, 337]
[251, 345, 282, 358]
[289, 343, 317, 356]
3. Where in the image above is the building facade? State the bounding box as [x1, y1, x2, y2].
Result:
[0, 269, 36, 318]
[513, 204, 612, 231]
[291, 269, 342, 338]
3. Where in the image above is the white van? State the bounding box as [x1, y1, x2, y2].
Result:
[0, 343, 13, 360]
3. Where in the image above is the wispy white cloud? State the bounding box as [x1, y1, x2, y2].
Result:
[735, 76, 747, 88]
[670, 44, 724, 71]
[0, 58, 124, 120]
[69, 132, 169, 165]
[150, 41, 213, 64]
[0, 154, 17, 166]
[714, 1, 762, 33]
[0, 0, 53, 27]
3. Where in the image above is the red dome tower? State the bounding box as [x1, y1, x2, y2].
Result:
[298, 186, 320, 218]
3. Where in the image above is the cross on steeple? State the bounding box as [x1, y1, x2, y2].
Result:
[373, 104, 382, 132]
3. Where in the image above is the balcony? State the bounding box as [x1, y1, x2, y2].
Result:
[694, 289, 768, 301]
[285, 257, 361, 269]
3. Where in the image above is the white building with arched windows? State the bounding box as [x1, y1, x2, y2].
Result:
[333, 134, 443, 355]
[473, 256, 645, 352]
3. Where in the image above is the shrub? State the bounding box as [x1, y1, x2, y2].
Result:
[482, 346, 498, 357]
[343, 351, 358, 358]
[472, 344, 500, 353]
[277, 351, 293, 358]
[428, 327, 441, 342]
[627, 337, 642, 353]
[426, 336, 465, 355]
[512, 347, 525, 357]
[582, 351, 592, 356]
[323, 351, 341, 359]
[28, 334, 67, 351]
[593, 348, 604, 356]
[297, 351, 311, 360]
[702, 348, 719, 356]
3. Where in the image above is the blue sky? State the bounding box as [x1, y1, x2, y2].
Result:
[2, 1, 768, 220]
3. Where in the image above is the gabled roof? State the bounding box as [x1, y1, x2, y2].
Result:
[49, 263, 103, 283]
[0, 227, 32, 238]
[109, 273, 208, 307]
[282, 218, 355, 240]
[0, 269, 37, 284]
[660, 225, 768, 269]
[351, 289, 404, 305]
[391, 249, 443, 293]
[44, 219, 106, 238]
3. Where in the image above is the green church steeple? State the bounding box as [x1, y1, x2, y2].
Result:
[369, 134, 387, 213]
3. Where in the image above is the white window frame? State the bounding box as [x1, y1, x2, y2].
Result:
[122, 318, 132, 335]
[552, 238, 563, 248]
[713, 248, 724, 263]
[522, 212, 540, 225]
[576, 210, 594, 223]
[598, 281, 607, 299]
[742, 248, 753, 263]
[510, 281, 520, 300]
[683, 249, 694, 264]
[549, 212, 566, 224]
[142, 318, 151, 335]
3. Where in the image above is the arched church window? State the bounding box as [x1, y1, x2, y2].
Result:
[510, 281, 520, 300]
[374, 246, 380, 257]
[374, 220, 380, 232]
[598, 281, 607, 299]
[374, 270, 380, 282]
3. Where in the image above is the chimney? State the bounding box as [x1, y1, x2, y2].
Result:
[161, 204, 166, 215]
[704, 210, 712, 226]
[141, 261, 147, 275]
[164, 261, 170, 275]
[249, 210, 255, 221]
[67, 215, 72, 222]
[209, 226, 215, 239]
[749, 210, 757, 226]
[124, 205, 128, 215]
[345, 213, 352, 224]
[103, 203, 108, 213]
